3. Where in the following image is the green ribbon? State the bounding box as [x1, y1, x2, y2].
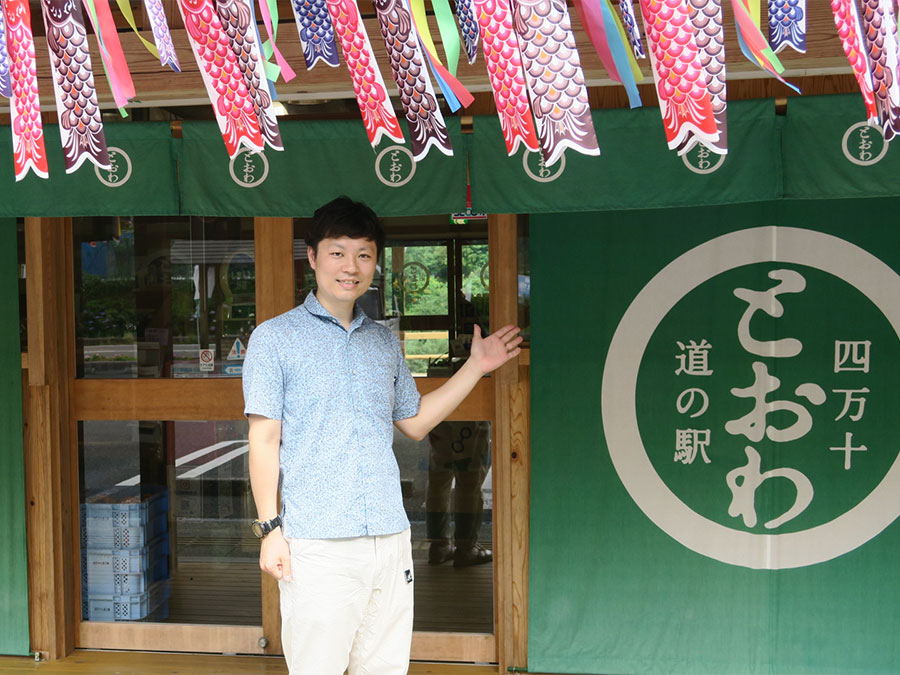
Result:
[431, 0, 460, 77]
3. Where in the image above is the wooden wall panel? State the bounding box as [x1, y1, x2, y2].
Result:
[24, 219, 76, 660]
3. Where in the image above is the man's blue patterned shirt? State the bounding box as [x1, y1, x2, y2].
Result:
[242, 291, 421, 539]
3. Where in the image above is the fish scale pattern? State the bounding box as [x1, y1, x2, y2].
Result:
[291, 0, 339, 69]
[511, 0, 599, 166]
[618, 0, 645, 58]
[456, 0, 479, 64]
[214, 0, 283, 150]
[859, 0, 900, 139]
[41, 0, 109, 173]
[4, 0, 47, 180]
[373, 0, 451, 160]
[472, 0, 538, 155]
[179, 0, 264, 157]
[639, 0, 717, 150]
[0, 7, 11, 97]
[144, 0, 181, 71]
[326, 0, 402, 147]
[682, 0, 726, 154]
[832, 0, 878, 123]
[768, 0, 806, 53]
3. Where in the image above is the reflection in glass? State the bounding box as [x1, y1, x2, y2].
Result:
[518, 221, 531, 342]
[394, 421, 493, 633]
[73, 218, 255, 379]
[79, 420, 260, 625]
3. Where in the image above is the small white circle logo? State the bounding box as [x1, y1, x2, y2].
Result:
[842, 122, 888, 166]
[229, 150, 269, 188]
[523, 151, 565, 182]
[95, 147, 133, 187]
[682, 144, 726, 174]
[602, 227, 900, 570]
[375, 146, 416, 187]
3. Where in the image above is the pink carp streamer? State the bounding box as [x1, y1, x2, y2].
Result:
[290, 0, 339, 69]
[639, 0, 718, 151]
[768, 0, 806, 53]
[4, 0, 48, 180]
[326, 0, 403, 147]
[679, 0, 727, 155]
[41, 0, 110, 173]
[215, 0, 283, 150]
[832, 0, 878, 124]
[179, 0, 264, 157]
[144, 0, 181, 71]
[511, 0, 599, 166]
[858, 0, 900, 140]
[373, 0, 452, 160]
[471, 0, 538, 155]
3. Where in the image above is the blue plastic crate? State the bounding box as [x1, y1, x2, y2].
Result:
[82, 535, 170, 594]
[84, 580, 170, 622]
[83, 547, 169, 595]
[81, 491, 169, 550]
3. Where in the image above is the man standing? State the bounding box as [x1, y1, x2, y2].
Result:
[242, 197, 521, 675]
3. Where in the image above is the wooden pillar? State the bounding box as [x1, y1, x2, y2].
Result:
[23, 218, 77, 660]
[253, 217, 295, 655]
[489, 214, 530, 673]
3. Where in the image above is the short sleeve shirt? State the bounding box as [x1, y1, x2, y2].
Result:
[242, 291, 421, 539]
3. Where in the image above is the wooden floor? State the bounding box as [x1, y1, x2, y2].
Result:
[0, 651, 499, 674]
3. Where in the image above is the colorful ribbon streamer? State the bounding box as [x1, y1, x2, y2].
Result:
[408, 0, 473, 112]
[513, 0, 600, 165]
[373, 0, 452, 160]
[41, 0, 110, 172]
[259, 0, 297, 82]
[3, 0, 48, 180]
[768, 0, 806, 53]
[471, 0, 538, 156]
[83, 0, 137, 111]
[574, 0, 642, 108]
[290, 0, 339, 69]
[114, 0, 163, 62]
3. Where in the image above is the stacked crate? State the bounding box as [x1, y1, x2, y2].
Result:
[81, 489, 171, 621]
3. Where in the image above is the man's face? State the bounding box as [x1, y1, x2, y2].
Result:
[308, 236, 378, 308]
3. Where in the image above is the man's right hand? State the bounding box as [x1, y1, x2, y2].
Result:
[259, 528, 293, 582]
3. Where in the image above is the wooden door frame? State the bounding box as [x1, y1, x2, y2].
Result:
[24, 215, 527, 666]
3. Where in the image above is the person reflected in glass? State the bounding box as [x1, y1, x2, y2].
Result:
[426, 420, 492, 566]
[243, 196, 522, 675]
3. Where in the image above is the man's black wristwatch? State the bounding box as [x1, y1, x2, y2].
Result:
[250, 515, 282, 539]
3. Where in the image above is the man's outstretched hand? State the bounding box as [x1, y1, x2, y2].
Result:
[469, 324, 523, 374]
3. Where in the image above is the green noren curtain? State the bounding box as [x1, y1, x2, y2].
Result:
[0, 122, 179, 217]
[0, 220, 29, 656]
[179, 118, 468, 217]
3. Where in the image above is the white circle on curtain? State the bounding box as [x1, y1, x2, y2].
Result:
[523, 151, 565, 182]
[602, 226, 900, 569]
[229, 150, 269, 188]
[95, 147, 133, 187]
[842, 122, 888, 166]
[375, 146, 416, 187]
[682, 144, 726, 174]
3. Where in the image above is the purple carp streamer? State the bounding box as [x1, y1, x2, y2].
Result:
[768, 0, 806, 54]
[40, 0, 109, 173]
[0, 6, 11, 97]
[455, 0, 479, 64]
[144, 0, 181, 71]
[511, 0, 600, 166]
[619, 0, 645, 59]
[290, 0, 339, 69]
[680, 0, 726, 155]
[215, 0, 283, 150]
[373, 0, 452, 160]
[859, 0, 900, 140]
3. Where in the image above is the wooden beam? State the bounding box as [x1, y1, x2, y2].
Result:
[488, 214, 527, 673]
[254, 218, 296, 322]
[23, 219, 76, 660]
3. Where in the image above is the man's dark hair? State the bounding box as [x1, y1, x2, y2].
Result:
[306, 196, 385, 256]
